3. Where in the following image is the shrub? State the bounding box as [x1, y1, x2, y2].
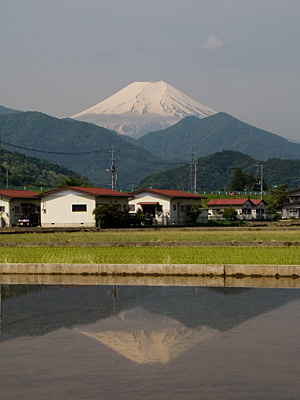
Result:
[223, 206, 238, 221]
[93, 204, 129, 228]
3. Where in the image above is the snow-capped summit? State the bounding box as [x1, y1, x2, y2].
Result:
[71, 81, 217, 138]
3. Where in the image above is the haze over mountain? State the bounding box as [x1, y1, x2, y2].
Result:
[137, 112, 300, 161]
[71, 81, 217, 138]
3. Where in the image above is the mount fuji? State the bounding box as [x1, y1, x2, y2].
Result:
[71, 81, 217, 138]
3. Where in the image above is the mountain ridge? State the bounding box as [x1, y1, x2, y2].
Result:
[136, 112, 300, 161]
[0, 111, 166, 189]
[0, 105, 22, 115]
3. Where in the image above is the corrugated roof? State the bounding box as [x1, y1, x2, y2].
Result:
[130, 188, 205, 199]
[39, 186, 130, 197]
[0, 189, 38, 198]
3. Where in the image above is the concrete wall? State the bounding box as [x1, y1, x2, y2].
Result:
[2, 273, 299, 288]
[1, 262, 299, 277]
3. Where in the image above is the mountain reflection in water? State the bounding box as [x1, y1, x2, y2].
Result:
[1, 285, 300, 400]
[1, 285, 299, 341]
[75, 307, 218, 364]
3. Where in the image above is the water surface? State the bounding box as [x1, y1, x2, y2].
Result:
[0, 285, 299, 399]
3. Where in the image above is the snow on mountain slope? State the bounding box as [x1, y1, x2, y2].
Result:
[71, 81, 217, 138]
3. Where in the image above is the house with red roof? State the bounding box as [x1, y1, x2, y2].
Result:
[0, 189, 39, 227]
[38, 186, 132, 228]
[206, 198, 267, 220]
[129, 188, 207, 225]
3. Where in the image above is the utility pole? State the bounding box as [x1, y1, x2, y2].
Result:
[260, 164, 264, 199]
[108, 145, 117, 191]
[189, 149, 198, 193]
[254, 164, 264, 199]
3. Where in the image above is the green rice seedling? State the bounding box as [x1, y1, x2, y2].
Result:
[1, 229, 300, 245]
[0, 246, 299, 265]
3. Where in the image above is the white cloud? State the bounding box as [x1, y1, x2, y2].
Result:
[202, 34, 225, 51]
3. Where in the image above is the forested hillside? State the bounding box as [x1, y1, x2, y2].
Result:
[137, 113, 300, 161]
[0, 148, 89, 189]
[140, 151, 300, 191]
[0, 111, 166, 190]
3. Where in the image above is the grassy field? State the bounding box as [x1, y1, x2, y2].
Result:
[0, 228, 300, 265]
[0, 246, 299, 264]
[1, 229, 300, 244]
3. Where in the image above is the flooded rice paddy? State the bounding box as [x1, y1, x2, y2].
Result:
[1, 283, 300, 400]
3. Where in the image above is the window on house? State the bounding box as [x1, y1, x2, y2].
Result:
[173, 204, 176, 211]
[289, 209, 298, 216]
[129, 204, 135, 212]
[242, 208, 251, 214]
[181, 205, 187, 212]
[0, 206, 5, 212]
[72, 204, 87, 212]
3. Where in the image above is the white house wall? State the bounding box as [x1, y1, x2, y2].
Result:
[0, 198, 10, 227]
[208, 201, 263, 220]
[252, 204, 266, 219]
[129, 193, 204, 225]
[10, 199, 40, 226]
[0, 197, 40, 227]
[41, 190, 96, 228]
[129, 194, 171, 214]
[281, 204, 300, 219]
[169, 198, 203, 224]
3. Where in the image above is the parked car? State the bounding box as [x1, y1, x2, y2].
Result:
[18, 213, 39, 227]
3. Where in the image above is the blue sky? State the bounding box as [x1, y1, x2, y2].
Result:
[1, 0, 299, 140]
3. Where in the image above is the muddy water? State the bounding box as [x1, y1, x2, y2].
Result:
[0, 285, 300, 399]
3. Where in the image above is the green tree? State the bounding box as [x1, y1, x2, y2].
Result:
[188, 202, 201, 225]
[93, 204, 129, 228]
[223, 206, 238, 221]
[57, 177, 92, 187]
[229, 168, 256, 191]
[266, 183, 289, 214]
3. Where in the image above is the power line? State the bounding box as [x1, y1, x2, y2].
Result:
[2, 139, 187, 166]
[116, 149, 187, 166]
[1, 140, 111, 156]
